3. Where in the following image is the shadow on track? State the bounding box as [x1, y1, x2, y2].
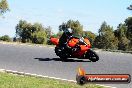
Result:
[34, 58, 91, 62]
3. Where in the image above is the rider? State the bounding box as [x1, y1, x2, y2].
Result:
[59, 25, 73, 48]
[59, 25, 80, 53]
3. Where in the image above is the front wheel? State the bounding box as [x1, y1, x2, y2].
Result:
[85, 49, 99, 62]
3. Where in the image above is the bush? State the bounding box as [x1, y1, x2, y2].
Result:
[32, 31, 47, 44]
[0, 35, 11, 42]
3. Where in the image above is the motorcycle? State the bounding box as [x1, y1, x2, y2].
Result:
[50, 27, 99, 62]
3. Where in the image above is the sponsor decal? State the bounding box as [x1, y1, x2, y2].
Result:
[76, 67, 131, 85]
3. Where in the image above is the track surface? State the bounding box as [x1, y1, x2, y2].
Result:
[0, 43, 131, 88]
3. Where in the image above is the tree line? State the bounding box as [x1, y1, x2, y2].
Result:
[15, 20, 52, 44]
[13, 18, 132, 51]
[0, 1, 132, 51]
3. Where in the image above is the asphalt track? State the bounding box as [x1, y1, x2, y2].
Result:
[0, 43, 131, 88]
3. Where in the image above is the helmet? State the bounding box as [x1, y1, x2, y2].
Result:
[67, 28, 73, 34]
[64, 28, 72, 33]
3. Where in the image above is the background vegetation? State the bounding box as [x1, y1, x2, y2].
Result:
[0, 1, 132, 51]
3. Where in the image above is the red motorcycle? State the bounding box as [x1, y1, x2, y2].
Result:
[50, 27, 99, 62]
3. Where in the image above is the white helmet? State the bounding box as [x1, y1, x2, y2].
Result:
[67, 28, 72, 34]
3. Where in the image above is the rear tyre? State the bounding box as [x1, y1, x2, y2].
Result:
[59, 56, 67, 61]
[55, 47, 61, 56]
[55, 46, 68, 61]
[85, 49, 99, 62]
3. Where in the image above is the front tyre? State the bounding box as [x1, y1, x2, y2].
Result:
[85, 49, 99, 62]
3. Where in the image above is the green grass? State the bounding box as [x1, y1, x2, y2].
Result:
[0, 72, 107, 88]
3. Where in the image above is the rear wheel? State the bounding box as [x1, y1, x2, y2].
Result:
[85, 49, 99, 62]
[55, 46, 69, 60]
[55, 47, 61, 56]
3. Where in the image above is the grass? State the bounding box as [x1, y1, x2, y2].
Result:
[0, 41, 55, 47]
[0, 72, 107, 88]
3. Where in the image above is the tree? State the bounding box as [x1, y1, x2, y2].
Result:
[98, 21, 108, 36]
[83, 31, 96, 46]
[67, 20, 83, 36]
[0, 0, 9, 15]
[127, 5, 132, 10]
[16, 20, 32, 43]
[114, 23, 130, 50]
[94, 21, 118, 49]
[32, 31, 47, 44]
[125, 17, 132, 50]
[59, 20, 83, 37]
[125, 17, 132, 41]
[16, 20, 47, 44]
[45, 26, 52, 39]
[0, 35, 11, 42]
